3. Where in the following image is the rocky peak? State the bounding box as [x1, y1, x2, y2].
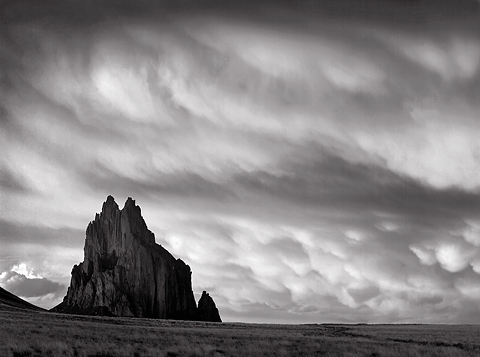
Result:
[197, 291, 222, 322]
[101, 195, 119, 215]
[121, 197, 154, 246]
[53, 195, 221, 322]
[123, 197, 140, 218]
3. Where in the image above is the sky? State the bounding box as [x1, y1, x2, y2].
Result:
[1, 0, 480, 324]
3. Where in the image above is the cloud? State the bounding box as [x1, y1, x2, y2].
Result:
[435, 242, 477, 273]
[0, 219, 85, 303]
[0, 165, 31, 193]
[410, 245, 437, 266]
[0, 218, 84, 246]
[393, 36, 480, 81]
[4, 2, 480, 194]
[347, 285, 381, 304]
[0, 263, 65, 308]
[153, 192, 478, 321]
[461, 220, 480, 246]
[410, 228, 480, 274]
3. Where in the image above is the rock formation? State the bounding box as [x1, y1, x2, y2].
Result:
[53, 196, 221, 322]
[197, 291, 222, 322]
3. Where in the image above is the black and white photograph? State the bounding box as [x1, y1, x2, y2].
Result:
[1, 0, 480, 355]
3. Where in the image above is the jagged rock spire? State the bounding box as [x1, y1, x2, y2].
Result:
[53, 196, 221, 322]
[197, 291, 222, 322]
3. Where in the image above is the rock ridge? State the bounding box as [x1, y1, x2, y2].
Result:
[53, 195, 221, 322]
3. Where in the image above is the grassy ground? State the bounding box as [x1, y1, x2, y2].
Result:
[1, 305, 480, 357]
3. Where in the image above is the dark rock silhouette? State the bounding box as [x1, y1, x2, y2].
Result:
[197, 291, 222, 322]
[53, 196, 221, 322]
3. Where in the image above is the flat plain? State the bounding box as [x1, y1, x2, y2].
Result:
[1, 304, 480, 357]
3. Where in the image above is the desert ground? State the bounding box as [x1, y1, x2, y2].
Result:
[1, 304, 480, 357]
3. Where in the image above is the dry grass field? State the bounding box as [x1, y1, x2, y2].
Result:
[1, 304, 480, 357]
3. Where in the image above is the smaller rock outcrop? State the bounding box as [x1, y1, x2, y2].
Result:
[197, 291, 222, 322]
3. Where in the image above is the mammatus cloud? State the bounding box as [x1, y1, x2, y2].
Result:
[1, 0, 480, 322]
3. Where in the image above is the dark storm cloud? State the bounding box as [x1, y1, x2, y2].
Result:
[79, 161, 237, 203]
[3, 0, 479, 24]
[233, 147, 480, 222]
[0, 166, 30, 193]
[0, 218, 84, 246]
[347, 285, 381, 304]
[279, 0, 480, 24]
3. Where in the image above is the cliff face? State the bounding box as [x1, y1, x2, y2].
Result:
[54, 196, 219, 321]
